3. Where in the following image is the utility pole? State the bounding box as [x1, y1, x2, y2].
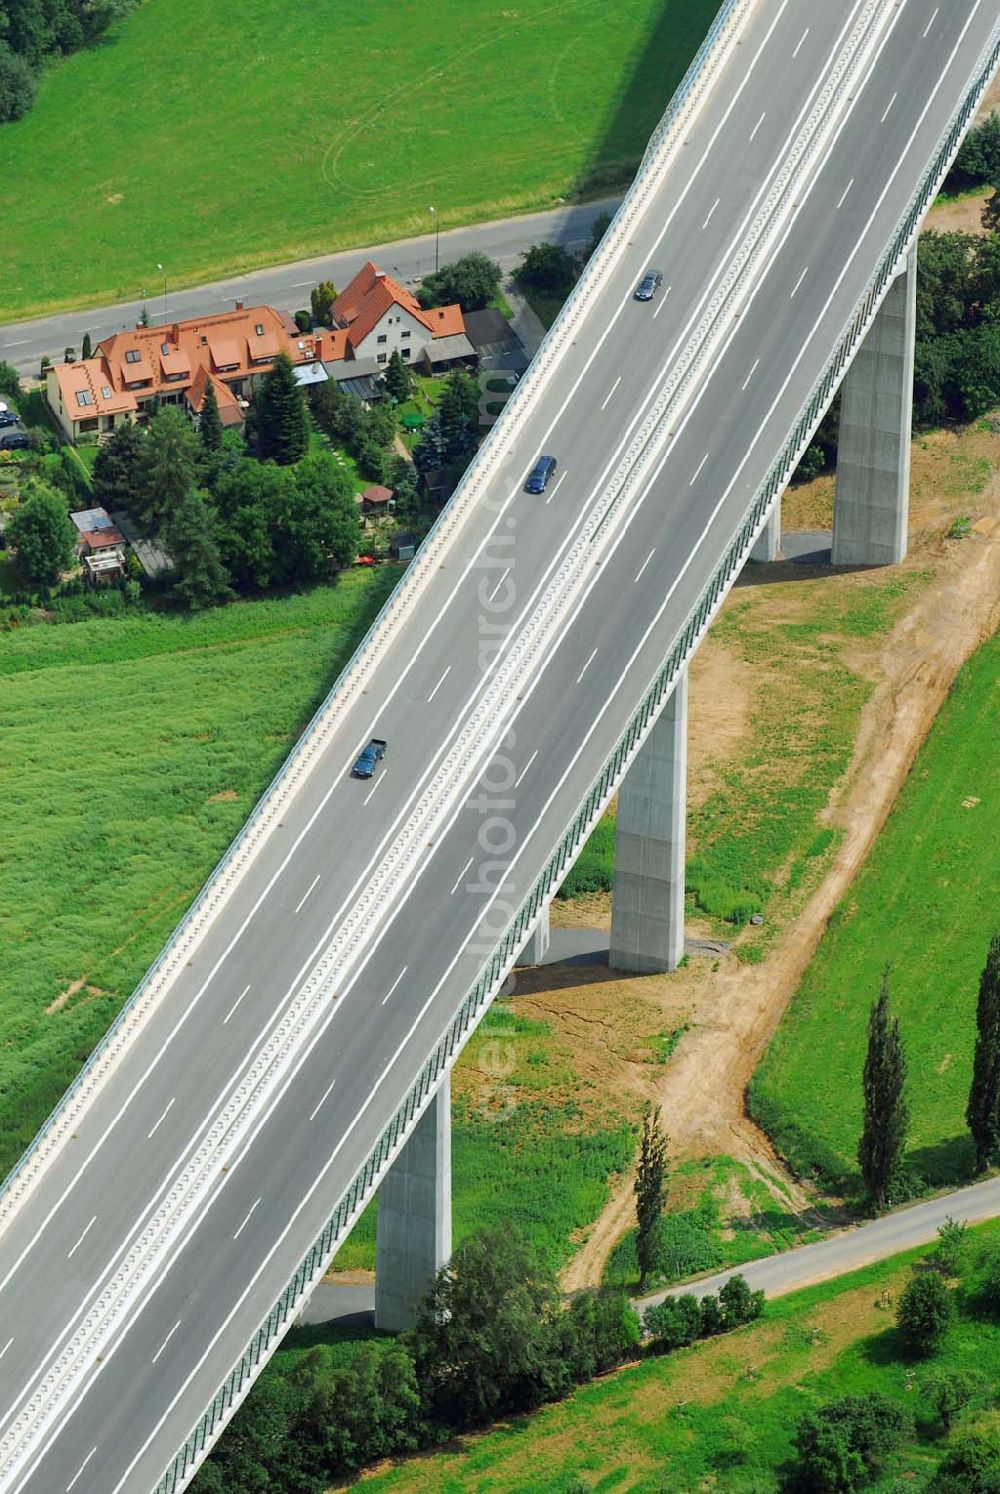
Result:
[156, 262, 168, 325]
[429, 206, 439, 275]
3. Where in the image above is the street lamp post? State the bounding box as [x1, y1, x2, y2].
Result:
[156, 262, 167, 325]
[429, 207, 439, 275]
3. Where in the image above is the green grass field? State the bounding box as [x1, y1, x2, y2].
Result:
[333, 1007, 634, 1272]
[361, 1222, 1000, 1492]
[0, 572, 398, 1176]
[751, 630, 1000, 1192]
[0, 0, 719, 322]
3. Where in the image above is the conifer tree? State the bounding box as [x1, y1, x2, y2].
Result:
[383, 348, 411, 402]
[634, 1105, 668, 1288]
[81, 331, 92, 360]
[967, 933, 1000, 1172]
[253, 352, 309, 465]
[858, 968, 909, 1210]
[199, 377, 223, 453]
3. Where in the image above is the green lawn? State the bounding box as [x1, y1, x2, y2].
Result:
[0, 0, 719, 323]
[751, 630, 1000, 1192]
[0, 572, 397, 1177]
[362, 1222, 1000, 1492]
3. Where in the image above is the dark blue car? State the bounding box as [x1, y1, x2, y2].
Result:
[525, 455, 557, 494]
[352, 738, 387, 779]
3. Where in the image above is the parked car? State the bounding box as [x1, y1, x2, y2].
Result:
[0, 411, 17, 428]
[634, 269, 664, 302]
[525, 455, 557, 494]
[352, 738, 387, 779]
[355, 553, 376, 566]
[0, 432, 29, 451]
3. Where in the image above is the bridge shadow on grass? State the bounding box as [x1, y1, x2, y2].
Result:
[571, 0, 726, 201]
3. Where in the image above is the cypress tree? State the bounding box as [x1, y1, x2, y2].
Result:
[254, 351, 309, 465]
[81, 331, 92, 360]
[858, 968, 909, 1211]
[383, 348, 411, 402]
[967, 933, 1000, 1172]
[634, 1105, 668, 1288]
[199, 377, 223, 453]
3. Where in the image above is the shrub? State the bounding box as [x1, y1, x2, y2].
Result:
[928, 1217, 969, 1277]
[929, 1419, 1000, 1492]
[294, 309, 311, 333]
[643, 1294, 702, 1351]
[720, 1273, 765, 1328]
[790, 1392, 911, 1492]
[0, 41, 35, 124]
[699, 1293, 724, 1336]
[896, 1272, 953, 1357]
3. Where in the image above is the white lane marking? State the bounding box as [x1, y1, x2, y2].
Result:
[427, 665, 452, 703]
[4, 339, 28, 348]
[23, 2, 878, 1446]
[0, 1338, 12, 1362]
[3, 5, 808, 1346]
[576, 648, 598, 684]
[689, 453, 710, 486]
[289, 280, 314, 288]
[294, 875, 321, 916]
[702, 196, 720, 229]
[66, 1216, 97, 1261]
[66, 1448, 97, 1491]
[449, 856, 475, 895]
[233, 1198, 261, 1241]
[748, 110, 766, 144]
[633, 548, 656, 584]
[652, 285, 673, 319]
[150, 1320, 181, 1365]
[514, 749, 539, 788]
[790, 266, 809, 299]
[308, 1078, 337, 1122]
[146, 1098, 175, 1140]
[836, 178, 855, 210]
[600, 375, 622, 410]
[487, 567, 510, 602]
[923, 7, 938, 37]
[11, 8, 878, 1434]
[222, 984, 251, 1026]
[381, 967, 408, 1007]
[880, 91, 897, 124]
[363, 774, 385, 805]
[545, 469, 568, 504]
[741, 358, 760, 391]
[792, 26, 810, 58]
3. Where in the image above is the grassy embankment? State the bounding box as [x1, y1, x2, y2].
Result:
[751, 627, 1000, 1192]
[360, 1221, 1000, 1492]
[0, 0, 719, 322]
[0, 576, 399, 1175]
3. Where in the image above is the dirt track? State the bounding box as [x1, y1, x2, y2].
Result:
[560, 436, 1000, 1292]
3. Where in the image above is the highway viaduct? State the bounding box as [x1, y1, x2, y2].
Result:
[0, 2, 998, 1489]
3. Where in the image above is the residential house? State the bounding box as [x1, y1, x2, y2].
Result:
[323, 262, 475, 377]
[46, 303, 319, 443]
[69, 506, 128, 583]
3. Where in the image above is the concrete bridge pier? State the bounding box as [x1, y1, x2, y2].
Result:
[609, 667, 688, 974]
[374, 1074, 451, 1332]
[749, 498, 781, 561]
[832, 246, 917, 566]
[520, 903, 551, 965]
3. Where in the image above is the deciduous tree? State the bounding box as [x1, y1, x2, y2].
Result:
[7, 484, 75, 586]
[165, 489, 232, 609]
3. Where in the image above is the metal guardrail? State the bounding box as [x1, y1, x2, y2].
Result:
[0, 0, 752, 1235]
[153, 15, 1000, 1494]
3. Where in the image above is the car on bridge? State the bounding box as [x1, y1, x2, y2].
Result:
[525, 455, 557, 493]
[634, 269, 664, 302]
[351, 738, 387, 779]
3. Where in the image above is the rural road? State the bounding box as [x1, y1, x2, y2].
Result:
[637, 1175, 1000, 1314]
[0, 196, 620, 377]
[296, 1175, 1000, 1330]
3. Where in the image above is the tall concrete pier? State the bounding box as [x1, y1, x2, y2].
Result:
[374, 1075, 451, 1332]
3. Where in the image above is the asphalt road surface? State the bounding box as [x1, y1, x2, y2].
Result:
[637, 1175, 1000, 1311]
[0, 198, 621, 378]
[0, 2, 996, 1489]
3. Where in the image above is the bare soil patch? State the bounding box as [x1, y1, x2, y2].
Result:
[555, 419, 1000, 1289]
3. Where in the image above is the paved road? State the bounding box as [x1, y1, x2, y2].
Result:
[0, 198, 620, 378]
[0, 2, 996, 1490]
[638, 1175, 1000, 1312]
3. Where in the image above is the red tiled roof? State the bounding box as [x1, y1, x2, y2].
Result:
[334, 261, 466, 350]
